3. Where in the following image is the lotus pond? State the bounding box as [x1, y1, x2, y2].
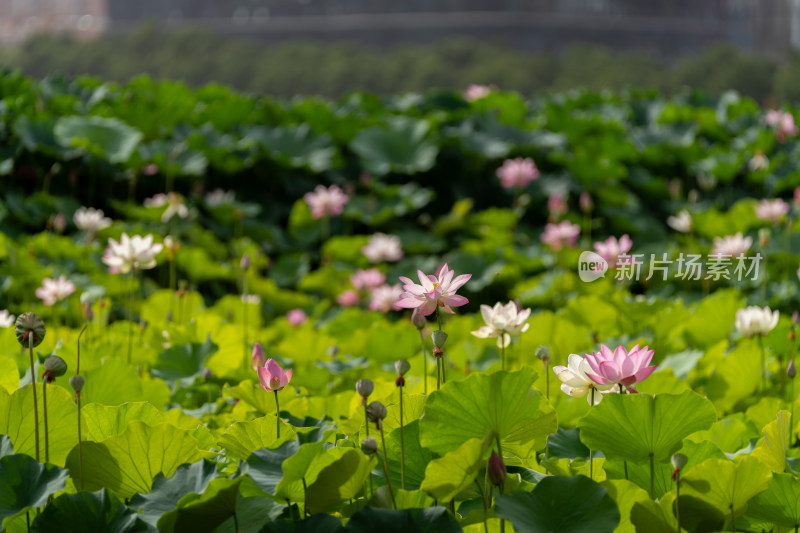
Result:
[0, 72, 799, 532]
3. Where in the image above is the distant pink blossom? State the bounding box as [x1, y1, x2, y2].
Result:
[350, 268, 386, 291]
[795, 187, 800, 207]
[541, 221, 581, 251]
[711, 233, 752, 258]
[584, 344, 657, 393]
[496, 158, 539, 189]
[463, 84, 494, 101]
[766, 109, 799, 142]
[287, 308, 307, 326]
[368, 284, 403, 313]
[251, 342, 267, 370]
[362, 233, 403, 263]
[593, 235, 632, 269]
[336, 290, 359, 307]
[303, 185, 349, 219]
[579, 192, 593, 212]
[36, 275, 76, 306]
[756, 198, 790, 224]
[396, 263, 471, 316]
[547, 193, 568, 219]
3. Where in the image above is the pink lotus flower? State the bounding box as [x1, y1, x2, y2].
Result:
[362, 233, 403, 263]
[541, 221, 581, 251]
[755, 199, 789, 224]
[766, 110, 799, 142]
[593, 235, 632, 268]
[583, 344, 657, 393]
[257, 355, 293, 392]
[287, 308, 307, 326]
[336, 290, 359, 307]
[463, 84, 494, 101]
[251, 342, 267, 370]
[496, 158, 539, 189]
[396, 263, 471, 316]
[711, 233, 752, 258]
[350, 268, 386, 291]
[303, 185, 349, 219]
[547, 193, 568, 220]
[368, 284, 403, 313]
[794, 187, 800, 207]
[36, 275, 76, 306]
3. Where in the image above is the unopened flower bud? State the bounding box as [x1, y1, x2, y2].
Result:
[411, 309, 426, 330]
[671, 453, 688, 470]
[326, 345, 339, 358]
[488, 451, 507, 488]
[793, 311, 799, 325]
[82, 302, 95, 321]
[366, 401, 387, 424]
[788, 360, 797, 379]
[44, 355, 67, 377]
[203, 367, 212, 380]
[361, 436, 378, 455]
[758, 228, 771, 248]
[535, 345, 550, 362]
[15, 312, 46, 348]
[431, 330, 448, 348]
[240, 253, 251, 271]
[579, 191, 593, 213]
[251, 343, 266, 370]
[395, 359, 410, 376]
[70, 375, 85, 393]
[356, 378, 374, 398]
[52, 212, 67, 233]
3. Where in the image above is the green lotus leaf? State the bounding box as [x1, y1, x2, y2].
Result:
[54, 115, 143, 163]
[748, 472, 800, 529]
[495, 475, 620, 533]
[419, 368, 557, 458]
[244, 441, 301, 495]
[0, 454, 68, 525]
[274, 442, 330, 502]
[577, 391, 717, 464]
[217, 415, 295, 461]
[151, 336, 218, 386]
[751, 410, 790, 473]
[343, 506, 460, 533]
[82, 358, 144, 406]
[65, 421, 203, 498]
[0, 356, 19, 392]
[305, 448, 373, 514]
[420, 436, 488, 502]
[384, 420, 435, 491]
[0, 435, 12, 458]
[349, 117, 438, 176]
[157, 477, 243, 533]
[600, 479, 650, 533]
[31, 489, 149, 533]
[261, 514, 344, 533]
[80, 402, 164, 442]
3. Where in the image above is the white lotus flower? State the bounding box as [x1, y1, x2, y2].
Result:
[103, 233, 164, 274]
[711, 233, 752, 258]
[362, 233, 403, 263]
[0, 310, 15, 327]
[205, 189, 235, 207]
[73, 207, 112, 235]
[755, 199, 789, 224]
[471, 301, 531, 348]
[735, 306, 779, 337]
[144, 193, 189, 222]
[35, 275, 76, 306]
[667, 210, 693, 233]
[553, 354, 617, 405]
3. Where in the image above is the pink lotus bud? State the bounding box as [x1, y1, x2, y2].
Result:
[251, 343, 266, 370]
[287, 309, 307, 326]
[788, 360, 797, 379]
[488, 451, 507, 487]
[336, 290, 359, 307]
[411, 308, 427, 329]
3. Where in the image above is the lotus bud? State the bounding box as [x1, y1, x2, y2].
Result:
[356, 378, 374, 399]
[788, 360, 796, 379]
[361, 436, 378, 455]
[44, 355, 67, 377]
[535, 345, 551, 362]
[203, 367, 212, 380]
[431, 330, 448, 348]
[366, 401, 387, 427]
[240, 253, 251, 271]
[52, 212, 67, 233]
[671, 453, 688, 470]
[758, 228, 771, 248]
[70, 375, 85, 393]
[251, 343, 266, 370]
[326, 345, 339, 358]
[488, 451, 507, 488]
[15, 312, 46, 348]
[395, 359, 410, 376]
[82, 302, 95, 321]
[411, 308, 426, 330]
[579, 191, 593, 213]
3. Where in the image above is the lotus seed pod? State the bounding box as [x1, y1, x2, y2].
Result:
[70, 375, 85, 393]
[44, 355, 67, 377]
[535, 345, 551, 361]
[670, 453, 688, 470]
[15, 313, 46, 348]
[361, 436, 378, 455]
[395, 359, 410, 376]
[356, 378, 374, 398]
[411, 309, 426, 330]
[366, 401, 387, 423]
[788, 360, 797, 379]
[431, 330, 448, 348]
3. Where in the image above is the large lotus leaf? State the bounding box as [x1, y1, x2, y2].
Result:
[704, 342, 761, 412]
[0, 436, 12, 458]
[577, 391, 717, 464]
[0, 356, 19, 392]
[370, 488, 435, 510]
[344, 506, 461, 533]
[151, 336, 218, 386]
[3, 383, 78, 466]
[748, 472, 800, 528]
[681, 456, 771, 520]
[157, 477, 243, 533]
[54, 116, 143, 163]
[420, 437, 488, 502]
[305, 448, 373, 514]
[751, 410, 790, 473]
[65, 421, 203, 498]
[81, 402, 164, 442]
[31, 489, 149, 533]
[261, 514, 344, 533]
[601, 479, 650, 533]
[82, 358, 144, 406]
[240, 124, 336, 172]
[495, 475, 620, 533]
[129, 459, 219, 527]
[244, 441, 301, 495]
[384, 420, 435, 490]
[274, 442, 329, 502]
[217, 415, 296, 461]
[629, 499, 679, 533]
[683, 289, 744, 349]
[350, 116, 439, 176]
[419, 368, 556, 458]
[0, 454, 68, 524]
[547, 427, 590, 460]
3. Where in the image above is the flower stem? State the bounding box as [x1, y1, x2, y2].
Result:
[242, 274, 249, 369]
[364, 401, 373, 496]
[42, 380, 49, 463]
[128, 273, 135, 365]
[475, 479, 489, 533]
[759, 334, 766, 394]
[302, 478, 308, 519]
[77, 326, 86, 490]
[28, 334, 40, 462]
[419, 330, 427, 395]
[589, 388, 594, 480]
[501, 341, 505, 371]
[791, 378, 795, 448]
[436, 356, 441, 391]
[649, 453, 655, 499]
[379, 422, 397, 510]
[399, 385, 405, 490]
[274, 391, 280, 439]
[675, 475, 681, 532]
[731, 505, 735, 532]
[545, 359, 549, 400]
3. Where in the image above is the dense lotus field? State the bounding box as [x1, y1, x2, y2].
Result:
[1, 71, 800, 532]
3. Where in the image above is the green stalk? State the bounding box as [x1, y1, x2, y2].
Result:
[28, 334, 40, 462]
[501, 341, 505, 371]
[42, 380, 49, 463]
[545, 358, 549, 400]
[399, 385, 406, 490]
[475, 479, 489, 533]
[379, 422, 397, 509]
[649, 453, 655, 499]
[77, 326, 86, 490]
[791, 378, 795, 448]
[274, 390, 280, 439]
[436, 356, 441, 391]
[419, 330, 427, 395]
[731, 505, 735, 533]
[302, 478, 308, 519]
[242, 273, 248, 369]
[759, 335, 766, 394]
[589, 389, 594, 480]
[128, 272, 135, 365]
[364, 401, 373, 497]
[675, 474, 681, 532]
